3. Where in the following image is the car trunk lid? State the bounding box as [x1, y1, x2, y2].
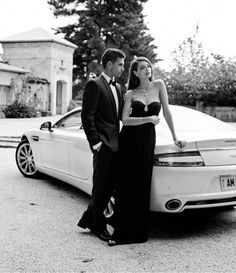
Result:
[197, 138, 236, 166]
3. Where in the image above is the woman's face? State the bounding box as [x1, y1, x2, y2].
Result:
[134, 60, 152, 80]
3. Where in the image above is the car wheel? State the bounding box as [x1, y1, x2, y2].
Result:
[15, 139, 39, 178]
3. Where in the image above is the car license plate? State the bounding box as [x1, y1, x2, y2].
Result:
[220, 175, 236, 191]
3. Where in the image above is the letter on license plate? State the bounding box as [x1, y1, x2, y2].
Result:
[220, 175, 236, 191]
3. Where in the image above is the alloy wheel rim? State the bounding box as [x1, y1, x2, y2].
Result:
[17, 143, 37, 175]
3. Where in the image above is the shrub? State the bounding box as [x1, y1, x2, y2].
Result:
[168, 89, 236, 107]
[3, 101, 37, 118]
[197, 90, 236, 106]
[168, 90, 197, 106]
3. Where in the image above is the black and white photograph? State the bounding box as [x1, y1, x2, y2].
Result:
[0, 0, 236, 272]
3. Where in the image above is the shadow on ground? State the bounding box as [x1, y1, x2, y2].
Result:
[26, 173, 236, 240]
[35, 173, 90, 204]
[149, 206, 236, 240]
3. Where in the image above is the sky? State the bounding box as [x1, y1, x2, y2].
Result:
[0, 0, 236, 70]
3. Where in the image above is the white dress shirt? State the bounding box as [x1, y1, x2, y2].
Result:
[101, 72, 119, 114]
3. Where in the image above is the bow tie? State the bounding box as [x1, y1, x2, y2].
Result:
[109, 79, 116, 86]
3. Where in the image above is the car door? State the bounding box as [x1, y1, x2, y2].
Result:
[67, 111, 93, 180]
[39, 116, 72, 174]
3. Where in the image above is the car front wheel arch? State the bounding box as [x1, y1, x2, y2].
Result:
[15, 139, 40, 178]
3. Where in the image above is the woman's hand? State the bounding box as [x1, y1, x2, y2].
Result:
[150, 115, 160, 125]
[174, 140, 187, 149]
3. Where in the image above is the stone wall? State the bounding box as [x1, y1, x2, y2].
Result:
[195, 102, 236, 122]
[201, 106, 236, 122]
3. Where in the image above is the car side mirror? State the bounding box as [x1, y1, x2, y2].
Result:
[40, 121, 53, 132]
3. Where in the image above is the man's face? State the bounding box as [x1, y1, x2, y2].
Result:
[110, 58, 125, 78]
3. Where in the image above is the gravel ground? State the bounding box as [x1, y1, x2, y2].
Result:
[0, 148, 236, 273]
[0, 115, 62, 137]
[0, 116, 236, 272]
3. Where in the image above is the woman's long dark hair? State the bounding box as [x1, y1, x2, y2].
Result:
[127, 57, 153, 90]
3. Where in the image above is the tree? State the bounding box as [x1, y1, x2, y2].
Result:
[48, 0, 157, 93]
[153, 24, 236, 107]
[171, 24, 210, 91]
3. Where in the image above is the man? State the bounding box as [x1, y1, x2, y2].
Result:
[77, 48, 126, 241]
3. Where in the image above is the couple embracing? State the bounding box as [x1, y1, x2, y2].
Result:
[77, 48, 185, 246]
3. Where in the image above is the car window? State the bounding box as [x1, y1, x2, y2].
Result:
[54, 111, 82, 129]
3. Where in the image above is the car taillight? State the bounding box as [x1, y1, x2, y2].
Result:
[154, 151, 205, 167]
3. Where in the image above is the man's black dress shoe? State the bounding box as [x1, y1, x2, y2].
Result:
[77, 218, 110, 242]
[77, 217, 92, 230]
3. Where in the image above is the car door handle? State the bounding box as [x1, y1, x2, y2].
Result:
[31, 135, 39, 142]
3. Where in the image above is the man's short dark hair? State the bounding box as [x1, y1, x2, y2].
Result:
[101, 48, 126, 68]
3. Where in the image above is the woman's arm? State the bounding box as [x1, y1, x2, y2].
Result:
[122, 91, 159, 126]
[157, 80, 177, 141]
[157, 80, 186, 147]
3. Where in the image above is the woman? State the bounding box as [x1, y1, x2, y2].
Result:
[109, 57, 186, 246]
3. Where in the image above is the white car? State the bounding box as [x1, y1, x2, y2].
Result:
[15, 105, 236, 213]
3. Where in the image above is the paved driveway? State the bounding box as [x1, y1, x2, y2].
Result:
[0, 115, 62, 148]
[1, 148, 236, 273]
[0, 115, 62, 137]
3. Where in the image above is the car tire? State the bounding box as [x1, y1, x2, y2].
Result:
[15, 139, 40, 178]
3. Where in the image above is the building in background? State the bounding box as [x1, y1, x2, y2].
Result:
[0, 28, 77, 117]
[0, 62, 30, 118]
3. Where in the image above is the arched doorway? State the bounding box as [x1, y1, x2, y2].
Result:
[56, 80, 68, 115]
[56, 81, 64, 114]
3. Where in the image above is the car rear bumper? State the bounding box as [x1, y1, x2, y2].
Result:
[150, 165, 236, 212]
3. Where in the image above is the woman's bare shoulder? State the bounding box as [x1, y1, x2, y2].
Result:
[152, 79, 165, 87]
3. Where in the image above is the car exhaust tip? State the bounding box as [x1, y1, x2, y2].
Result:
[165, 199, 182, 210]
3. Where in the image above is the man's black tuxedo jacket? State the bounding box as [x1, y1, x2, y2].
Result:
[81, 75, 124, 152]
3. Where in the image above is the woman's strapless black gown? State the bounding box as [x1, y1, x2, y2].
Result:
[112, 100, 161, 244]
